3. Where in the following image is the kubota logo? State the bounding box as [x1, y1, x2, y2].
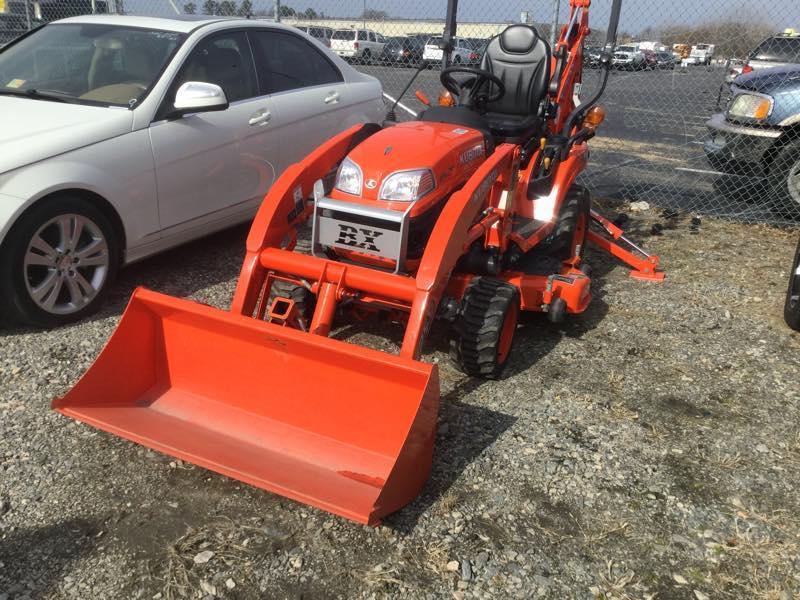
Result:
[335, 224, 384, 252]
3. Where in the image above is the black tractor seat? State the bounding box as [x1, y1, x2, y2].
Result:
[480, 24, 551, 143]
[419, 24, 550, 147]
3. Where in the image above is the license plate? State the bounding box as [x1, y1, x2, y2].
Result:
[317, 211, 402, 258]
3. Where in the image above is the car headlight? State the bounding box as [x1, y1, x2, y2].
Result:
[379, 169, 435, 202]
[728, 93, 773, 121]
[335, 157, 363, 196]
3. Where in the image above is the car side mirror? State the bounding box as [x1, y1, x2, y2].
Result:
[170, 82, 228, 118]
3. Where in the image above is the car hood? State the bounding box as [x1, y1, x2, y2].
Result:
[735, 65, 800, 93]
[0, 97, 134, 174]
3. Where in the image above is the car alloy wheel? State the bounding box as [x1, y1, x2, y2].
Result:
[23, 213, 111, 315]
[788, 158, 800, 207]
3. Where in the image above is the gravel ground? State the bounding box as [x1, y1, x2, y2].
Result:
[1, 206, 800, 600]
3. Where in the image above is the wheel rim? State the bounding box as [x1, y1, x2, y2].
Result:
[788, 159, 800, 207]
[23, 213, 110, 315]
[497, 301, 519, 364]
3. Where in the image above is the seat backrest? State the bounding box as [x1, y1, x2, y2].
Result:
[480, 25, 550, 117]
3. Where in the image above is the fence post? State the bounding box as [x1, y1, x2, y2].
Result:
[274, 0, 280, 22]
[23, 0, 31, 30]
[548, 0, 560, 48]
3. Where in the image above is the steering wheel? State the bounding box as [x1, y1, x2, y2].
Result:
[440, 65, 505, 108]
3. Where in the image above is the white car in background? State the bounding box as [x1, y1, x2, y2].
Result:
[423, 36, 475, 64]
[330, 28, 385, 63]
[0, 15, 384, 327]
[613, 44, 646, 70]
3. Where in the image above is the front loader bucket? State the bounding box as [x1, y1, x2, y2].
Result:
[53, 288, 439, 525]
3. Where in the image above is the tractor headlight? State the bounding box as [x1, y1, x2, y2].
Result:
[379, 169, 435, 202]
[728, 93, 773, 121]
[335, 157, 363, 196]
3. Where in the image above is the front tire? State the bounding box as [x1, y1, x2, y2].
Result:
[0, 196, 119, 327]
[769, 139, 800, 218]
[450, 277, 520, 379]
[785, 237, 800, 331]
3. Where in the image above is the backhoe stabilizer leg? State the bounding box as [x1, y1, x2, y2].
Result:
[587, 210, 665, 281]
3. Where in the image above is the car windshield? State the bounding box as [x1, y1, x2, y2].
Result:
[749, 36, 800, 63]
[0, 23, 184, 107]
[427, 37, 443, 46]
[332, 30, 355, 40]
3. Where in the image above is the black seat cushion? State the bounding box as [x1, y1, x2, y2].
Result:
[480, 25, 550, 141]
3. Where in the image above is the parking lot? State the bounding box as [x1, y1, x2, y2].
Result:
[367, 61, 789, 222]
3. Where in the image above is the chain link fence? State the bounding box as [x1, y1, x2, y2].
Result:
[2, 0, 799, 224]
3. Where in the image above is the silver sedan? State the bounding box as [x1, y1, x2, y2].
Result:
[0, 15, 384, 326]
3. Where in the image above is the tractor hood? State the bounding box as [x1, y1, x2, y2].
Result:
[343, 121, 487, 202]
[0, 96, 134, 174]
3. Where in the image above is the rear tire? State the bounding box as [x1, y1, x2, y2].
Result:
[361, 49, 372, 65]
[537, 185, 591, 260]
[267, 279, 315, 326]
[785, 237, 800, 331]
[450, 277, 520, 379]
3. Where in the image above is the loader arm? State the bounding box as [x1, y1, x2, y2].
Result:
[401, 143, 517, 358]
[231, 123, 380, 317]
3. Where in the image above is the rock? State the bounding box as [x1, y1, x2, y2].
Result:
[475, 551, 489, 570]
[629, 201, 650, 212]
[199, 580, 216, 596]
[193, 550, 214, 565]
[225, 579, 235, 590]
[673, 573, 688, 585]
[289, 556, 303, 570]
[755, 443, 768, 454]
[693, 591, 709, 600]
[446, 560, 460, 572]
[461, 560, 472, 581]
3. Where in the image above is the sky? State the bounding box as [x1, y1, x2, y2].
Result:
[127, 0, 800, 35]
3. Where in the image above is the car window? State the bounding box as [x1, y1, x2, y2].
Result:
[172, 31, 257, 104]
[749, 37, 800, 63]
[249, 30, 342, 95]
[428, 37, 442, 46]
[332, 30, 354, 40]
[358, 30, 368, 41]
[0, 23, 184, 107]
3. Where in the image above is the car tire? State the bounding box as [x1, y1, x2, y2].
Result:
[785, 237, 800, 331]
[768, 139, 800, 218]
[0, 196, 120, 327]
[362, 49, 372, 65]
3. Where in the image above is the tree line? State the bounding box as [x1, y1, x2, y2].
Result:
[182, 2, 389, 20]
[182, 1, 322, 18]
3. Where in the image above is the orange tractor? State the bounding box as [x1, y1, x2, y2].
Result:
[54, 0, 663, 525]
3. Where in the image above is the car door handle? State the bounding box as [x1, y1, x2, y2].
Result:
[249, 109, 271, 126]
[324, 91, 340, 104]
